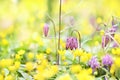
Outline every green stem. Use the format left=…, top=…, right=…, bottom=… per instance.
left=71, top=30, right=81, bottom=48
left=58, top=0, right=62, bottom=65
left=71, top=30, right=81, bottom=63
left=47, top=15, right=57, bottom=62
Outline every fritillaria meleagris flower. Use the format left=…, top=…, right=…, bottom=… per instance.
left=110, top=24, right=118, bottom=33
left=108, top=17, right=118, bottom=36
left=66, top=37, right=78, bottom=50
left=88, top=56, right=100, bottom=70
left=102, top=35, right=109, bottom=48
left=43, top=23, right=49, bottom=37
left=102, top=25, right=117, bottom=48
left=102, top=54, right=113, bottom=66
left=109, top=24, right=118, bottom=37
left=101, top=17, right=118, bottom=48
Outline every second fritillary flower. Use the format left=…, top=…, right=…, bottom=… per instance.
left=66, top=37, right=78, bottom=50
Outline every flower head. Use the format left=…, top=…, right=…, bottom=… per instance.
left=109, top=24, right=118, bottom=33
left=43, top=23, right=49, bottom=37
left=102, top=35, right=109, bottom=48
left=66, top=37, right=78, bottom=50
left=108, top=24, right=118, bottom=37
left=25, top=62, right=34, bottom=71
left=88, top=56, right=100, bottom=69
left=111, top=17, right=118, bottom=33
left=102, top=54, right=113, bottom=66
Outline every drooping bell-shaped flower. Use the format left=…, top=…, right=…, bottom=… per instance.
left=43, top=23, right=49, bottom=37
left=109, top=17, right=118, bottom=36
left=101, top=17, right=118, bottom=48
left=88, top=56, right=100, bottom=70
left=102, top=54, right=113, bottom=66
left=102, top=35, right=109, bottom=48
left=109, top=24, right=118, bottom=36
left=66, top=37, right=78, bottom=50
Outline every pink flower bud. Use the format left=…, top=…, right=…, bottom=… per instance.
left=43, top=23, right=49, bottom=37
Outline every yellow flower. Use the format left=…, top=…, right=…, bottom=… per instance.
left=39, top=65, right=57, bottom=79
left=70, top=65, right=82, bottom=73
left=112, top=48, right=117, bottom=55
left=1, top=39, right=8, bottom=46
left=76, top=70, right=95, bottom=80
left=8, top=66, right=16, bottom=72
left=41, top=59, right=48, bottom=67
left=36, top=53, right=45, bottom=60
left=61, top=42, right=66, bottom=49
left=96, top=17, right=102, bottom=24
left=57, top=74, right=72, bottom=80
left=116, top=48, right=120, bottom=55
left=112, top=48, right=120, bottom=55
left=87, top=53, right=92, bottom=59
left=110, top=64, right=116, bottom=74
left=100, top=30, right=105, bottom=36
left=25, top=62, right=34, bottom=71
left=0, top=59, right=6, bottom=68
left=87, top=68, right=93, bottom=74
left=0, top=69, right=5, bottom=75
left=28, top=52, right=34, bottom=59
left=18, top=49, right=25, bottom=55
left=58, top=50, right=66, bottom=56
left=73, top=49, right=83, bottom=57
left=15, top=54, right=21, bottom=60
left=46, top=48, right=51, bottom=54
left=0, top=74, right=4, bottom=80
left=60, top=40, right=66, bottom=48
left=34, top=73, right=45, bottom=80
left=0, top=59, right=13, bottom=68
left=51, top=65, right=59, bottom=74
left=114, top=57, right=120, bottom=67
left=6, top=59, right=13, bottom=67
left=43, top=69, right=54, bottom=79
left=63, top=62, right=68, bottom=66
left=61, top=56, right=66, bottom=61
left=37, top=65, right=45, bottom=72
left=14, top=61, right=21, bottom=69
left=5, top=75, right=14, bottom=80
left=81, top=53, right=92, bottom=63
left=114, top=34, right=120, bottom=44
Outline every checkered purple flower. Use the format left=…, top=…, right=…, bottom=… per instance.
left=102, top=35, right=109, bottom=48
left=43, top=23, right=49, bottom=37
left=66, top=37, right=78, bottom=50
left=101, top=18, right=118, bottom=48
